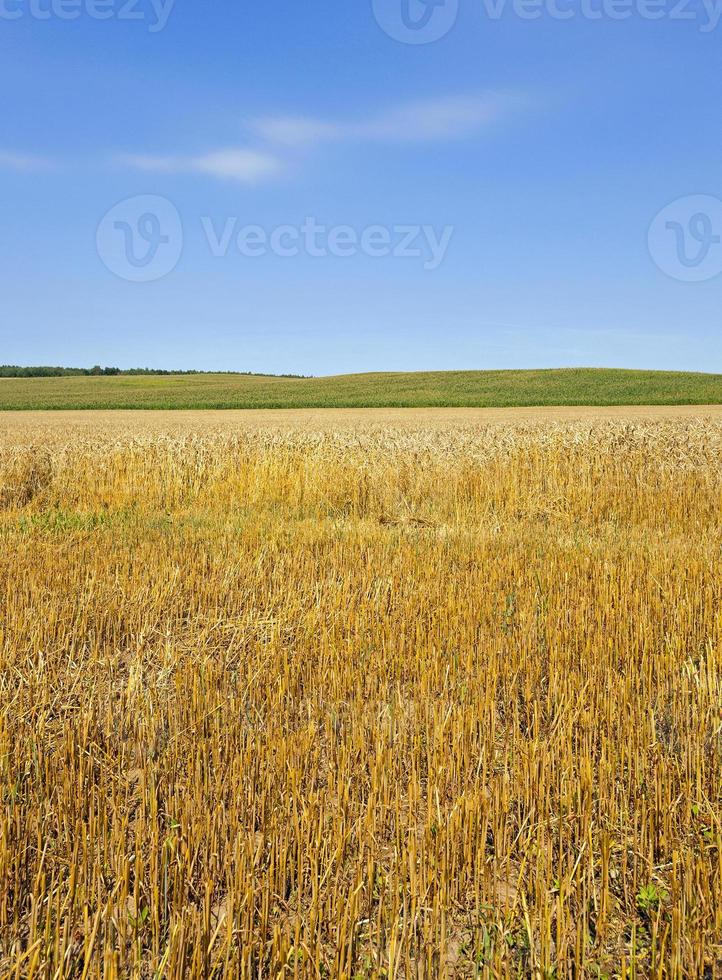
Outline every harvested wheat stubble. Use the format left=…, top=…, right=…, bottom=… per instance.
left=2, top=404, right=722, bottom=444
left=0, top=416, right=721, bottom=978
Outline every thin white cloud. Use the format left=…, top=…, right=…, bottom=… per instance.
left=254, top=93, right=522, bottom=148
left=0, top=150, right=54, bottom=171
left=254, top=118, right=342, bottom=147
left=120, top=148, right=283, bottom=183
left=116, top=92, right=524, bottom=184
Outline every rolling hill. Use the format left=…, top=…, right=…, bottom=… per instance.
left=0, top=368, right=720, bottom=410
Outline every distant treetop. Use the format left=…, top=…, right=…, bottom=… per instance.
left=0, top=366, right=309, bottom=379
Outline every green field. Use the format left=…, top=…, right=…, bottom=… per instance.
left=0, top=368, right=720, bottom=410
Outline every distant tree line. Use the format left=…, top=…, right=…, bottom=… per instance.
left=0, top=366, right=309, bottom=378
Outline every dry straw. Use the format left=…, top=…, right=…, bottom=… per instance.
left=0, top=418, right=720, bottom=977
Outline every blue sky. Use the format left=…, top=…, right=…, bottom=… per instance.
left=1, top=0, right=721, bottom=374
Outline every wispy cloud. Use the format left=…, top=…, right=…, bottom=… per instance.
left=115, top=92, right=524, bottom=184
left=0, top=150, right=54, bottom=172
left=120, top=148, right=283, bottom=183
left=254, top=93, right=522, bottom=148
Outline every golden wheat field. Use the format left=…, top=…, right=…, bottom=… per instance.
left=1, top=410, right=721, bottom=979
